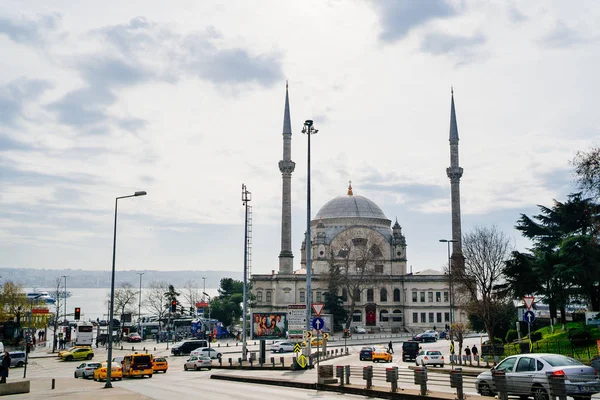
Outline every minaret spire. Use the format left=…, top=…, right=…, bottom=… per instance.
left=279, top=82, right=295, bottom=274
left=446, top=88, right=464, bottom=268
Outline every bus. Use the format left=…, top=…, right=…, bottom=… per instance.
left=75, top=322, right=94, bottom=346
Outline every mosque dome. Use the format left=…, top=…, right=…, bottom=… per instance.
left=315, top=183, right=388, bottom=221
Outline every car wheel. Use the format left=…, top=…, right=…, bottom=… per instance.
left=196, top=366, right=200, bottom=371
left=86, top=354, right=93, bottom=360
left=532, top=385, right=549, bottom=400
left=573, top=396, right=592, bottom=400
left=17, top=361, right=25, bottom=367
left=279, top=348, right=284, bottom=353
left=67, top=356, right=73, bottom=361
left=184, top=365, right=188, bottom=371
left=478, top=382, right=494, bottom=396
left=208, top=367, right=212, bottom=370
left=148, top=374, right=152, bottom=378
left=74, top=372, right=78, bottom=378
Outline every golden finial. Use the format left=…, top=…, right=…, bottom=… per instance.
left=286, top=79, right=288, bottom=89
left=348, top=180, right=353, bottom=196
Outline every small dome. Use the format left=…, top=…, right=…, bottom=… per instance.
left=315, top=194, right=387, bottom=220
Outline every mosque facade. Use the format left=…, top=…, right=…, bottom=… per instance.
left=249, top=85, right=466, bottom=333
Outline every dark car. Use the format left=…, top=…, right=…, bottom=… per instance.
left=413, top=332, right=437, bottom=343
left=439, top=331, right=449, bottom=340
left=360, top=346, right=375, bottom=361
left=402, top=341, right=420, bottom=361
left=171, top=339, right=209, bottom=356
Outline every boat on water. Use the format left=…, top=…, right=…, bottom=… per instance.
left=26, top=290, right=56, bottom=304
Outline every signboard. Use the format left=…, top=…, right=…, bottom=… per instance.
left=251, top=312, right=287, bottom=340
left=586, top=312, right=600, bottom=326
left=304, top=330, right=313, bottom=339
left=312, top=317, right=324, bottom=330
left=323, top=332, right=330, bottom=340
left=32, top=307, right=49, bottom=314
left=297, top=354, right=307, bottom=368
left=312, top=303, right=325, bottom=316
left=293, top=343, right=302, bottom=353
left=196, top=302, right=209, bottom=308
left=523, top=310, right=536, bottom=325
left=287, top=304, right=307, bottom=339
left=523, top=296, right=535, bottom=310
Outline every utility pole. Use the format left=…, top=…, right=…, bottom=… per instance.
left=242, top=183, right=251, bottom=361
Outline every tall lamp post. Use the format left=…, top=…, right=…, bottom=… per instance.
left=241, top=184, right=251, bottom=360
left=439, top=239, right=458, bottom=330
left=137, top=272, right=145, bottom=336
left=105, top=190, right=147, bottom=389
left=202, top=292, right=212, bottom=350
left=62, top=275, right=69, bottom=322
left=301, top=120, right=318, bottom=351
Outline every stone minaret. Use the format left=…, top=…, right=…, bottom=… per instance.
left=278, top=82, right=295, bottom=274
left=446, top=88, right=465, bottom=268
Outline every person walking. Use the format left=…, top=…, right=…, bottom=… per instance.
left=0, top=351, right=11, bottom=383
left=465, top=346, right=472, bottom=365
left=388, top=340, right=394, bottom=354
left=471, top=345, right=479, bottom=362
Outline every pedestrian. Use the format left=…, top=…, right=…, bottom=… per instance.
left=465, top=346, right=471, bottom=357
left=0, top=351, right=11, bottom=383
left=388, top=340, right=394, bottom=354
left=471, top=345, right=478, bottom=358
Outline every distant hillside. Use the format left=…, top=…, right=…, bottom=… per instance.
left=0, top=268, right=241, bottom=289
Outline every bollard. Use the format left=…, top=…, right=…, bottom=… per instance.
left=335, top=349, right=338, bottom=355
left=228, top=357, right=232, bottom=366
left=154, top=347, right=156, bottom=351
left=492, top=370, right=508, bottom=400
left=219, top=358, right=222, bottom=366
left=120, top=345, right=123, bottom=350
left=450, top=368, right=464, bottom=400
left=345, top=365, right=351, bottom=385
left=362, top=365, right=373, bottom=389
left=280, top=357, right=284, bottom=366
left=271, top=357, right=275, bottom=367
left=227, top=343, right=229, bottom=347
left=414, top=366, right=428, bottom=396
left=132, top=346, right=134, bottom=351
left=484, top=355, right=490, bottom=367
left=386, top=366, right=399, bottom=393
left=249, top=358, right=253, bottom=367
left=218, top=343, right=220, bottom=347
left=475, top=355, right=480, bottom=366
left=547, top=372, right=567, bottom=400
left=143, top=347, right=145, bottom=352
left=336, top=366, right=345, bottom=387
left=51, top=378, right=55, bottom=390
left=238, top=357, right=242, bottom=366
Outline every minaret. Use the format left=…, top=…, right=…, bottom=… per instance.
left=278, top=81, right=295, bottom=274
left=446, top=88, right=464, bottom=268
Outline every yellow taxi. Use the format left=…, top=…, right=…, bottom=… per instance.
left=60, top=347, right=94, bottom=361
left=152, top=357, right=168, bottom=373
left=58, top=346, right=91, bottom=359
left=93, top=362, right=123, bottom=381
left=371, top=346, right=393, bottom=363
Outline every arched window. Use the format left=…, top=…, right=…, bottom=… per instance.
left=380, top=309, right=389, bottom=322
left=392, top=309, right=403, bottom=322
left=367, top=289, right=374, bottom=302
left=369, top=245, right=382, bottom=258
left=393, top=288, right=401, bottom=302
left=256, top=291, right=263, bottom=302
left=380, top=288, right=387, bottom=302
left=352, top=310, right=362, bottom=322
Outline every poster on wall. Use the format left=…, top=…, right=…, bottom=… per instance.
left=585, top=312, right=600, bottom=326
left=252, top=313, right=287, bottom=340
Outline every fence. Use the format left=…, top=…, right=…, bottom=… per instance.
left=502, top=340, right=599, bottom=362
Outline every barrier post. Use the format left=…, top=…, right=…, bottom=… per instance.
left=336, top=366, right=344, bottom=387
left=450, top=368, right=464, bottom=400
left=386, top=366, right=399, bottom=393
left=362, top=365, right=373, bottom=389
left=492, top=370, right=508, bottom=400
left=414, top=366, right=428, bottom=396
left=547, top=372, right=567, bottom=400
left=345, top=365, right=351, bottom=385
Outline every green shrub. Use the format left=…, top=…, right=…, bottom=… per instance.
left=505, top=329, right=519, bottom=343
left=530, top=331, right=542, bottom=342
left=572, top=312, right=586, bottom=323
left=569, top=327, right=592, bottom=342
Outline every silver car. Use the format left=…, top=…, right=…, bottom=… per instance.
left=74, top=362, right=101, bottom=379
left=184, top=355, right=212, bottom=371
left=475, top=353, right=600, bottom=400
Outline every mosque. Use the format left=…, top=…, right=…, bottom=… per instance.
left=250, top=85, right=466, bottom=333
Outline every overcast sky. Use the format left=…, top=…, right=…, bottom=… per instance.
left=1, top=1, right=598, bottom=275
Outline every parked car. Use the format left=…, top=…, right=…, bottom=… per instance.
left=61, top=347, right=94, bottom=361
left=74, top=362, right=101, bottom=379
left=270, top=341, right=295, bottom=353
left=413, top=332, right=437, bottom=342
left=439, top=330, right=450, bottom=340
left=353, top=326, right=366, bottom=334
left=171, top=339, right=209, bottom=356
left=402, top=341, right=420, bottom=362
left=152, top=357, right=168, bottom=373
left=127, top=333, right=142, bottom=342
left=416, top=350, right=444, bottom=367
left=0, top=351, right=27, bottom=368
left=423, top=330, right=439, bottom=339
left=360, top=346, right=375, bottom=361
left=184, top=355, right=212, bottom=371
left=475, top=353, right=600, bottom=400
left=93, top=362, right=122, bottom=381
left=190, top=347, right=222, bottom=359
left=372, top=346, right=393, bottom=363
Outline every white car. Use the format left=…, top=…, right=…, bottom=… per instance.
left=353, top=326, right=366, bottom=334
left=184, top=355, right=212, bottom=371
left=190, top=347, right=222, bottom=359
left=270, top=341, right=295, bottom=353
left=74, top=362, right=102, bottom=379
left=416, top=350, right=445, bottom=367
left=423, top=330, right=439, bottom=339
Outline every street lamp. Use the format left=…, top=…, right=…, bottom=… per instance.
left=439, top=239, right=458, bottom=329
left=242, top=183, right=251, bottom=360
left=105, top=190, right=147, bottom=389
left=137, top=272, right=145, bottom=337
left=203, top=292, right=212, bottom=350
left=62, top=275, right=68, bottom=323
left=301, top=120, right=318, bottom=348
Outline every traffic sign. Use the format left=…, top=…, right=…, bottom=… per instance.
left=304, top=330, right=313, bottom=339
left=523, top=296, right=535, bottom=310
left=312, top=317, right=324, bottom=330
left=323, top=332, right=330, bottom=340
left=297, top=354, right=307, bottom=368
left=312, top=303, right=325, bottom=316
left=523, top=310, right=536, bottom=324
left=293, top=343, right=301, bottom=353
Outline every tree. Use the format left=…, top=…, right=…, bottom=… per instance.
left=325, top=227, right=390, bottom=329
left=0, top=281, right=29, bottom=327
left=451, top=322, right=468, bottom=363
left=323, top=251, right=348, bottom=331
left=164, top=285, right=180, bottom=311
left=209, top=278, right=244, bottom=328
left=182, top=279, right=201, bottom=314
left=110, top=282, right=137, bottom=318
left=573, top=146, right=600, bottom=199
left=144, top=281, right=169, bottom=334
left=48, top=278, right=64, bottom=353
left=453, top=226, right=514, bottom=344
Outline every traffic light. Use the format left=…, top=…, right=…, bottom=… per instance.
left=171, top=300, right=177, bottom=312
left=74, top=307, right=81, bottom=320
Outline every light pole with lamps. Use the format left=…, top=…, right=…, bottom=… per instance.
left=137, top=272, right=145, bottom=336
left=301, top=120, right=318, bottom=352
left=105, top=190, right=147, bottom=389
left=439, top=239, right=458, bottom=329
left=62, top=275, right=68, bottom=323
left=241, top=183, right=251, bottom=360
left=202, top=292, right=211, bottom=350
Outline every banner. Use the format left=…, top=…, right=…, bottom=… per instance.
left=252, top=312, right=287, bottom=340
left=586, top=312, right=600, bottom=326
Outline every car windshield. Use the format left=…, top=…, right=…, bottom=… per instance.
left=428, top=351, right=442, bottom=355
left=541, top=354, right=584, bottom=367
left=199, top=356, right=211, bottom=360
left=361, top=347, right=374, bottom=351
left=155, top=358, right=165, bottom=362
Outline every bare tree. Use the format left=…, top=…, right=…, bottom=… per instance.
left=451, top=322, right=468, bottom=364
left=144, top=281, right=169, bottom=335
left=181, top=279, right=201, bottom=314
left=326, top=227, right=390, bottom=329
left=49, top=278, right=64, bottom=352
left=109, top=282, right=137, bottom=318
left=453, top=225, right=513, bottom=342
left=573, top=146, right=600, bottom=199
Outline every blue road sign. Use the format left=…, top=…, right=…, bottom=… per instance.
left=312, top=317, right=325, bottom=330
left=523, top=310, right=536, bottom=324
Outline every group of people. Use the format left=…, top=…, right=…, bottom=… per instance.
left=253, top=314, right=286, bottom=338
left=449, top=341, right=479, bottom=358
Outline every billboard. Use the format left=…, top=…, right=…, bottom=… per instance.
left=586, top=312, right=600, bottom=326
left=252, top=312, right=287, bottom=340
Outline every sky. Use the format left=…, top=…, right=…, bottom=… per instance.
left=1, top=1, right=598, bottom=275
